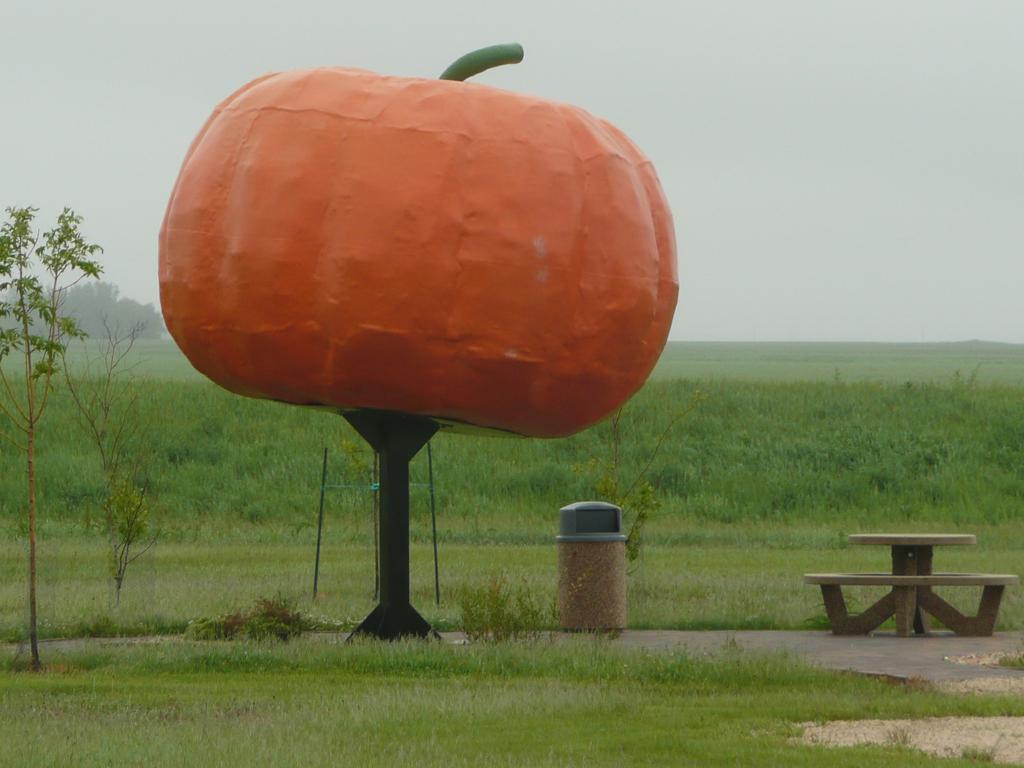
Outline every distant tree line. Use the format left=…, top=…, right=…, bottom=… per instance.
left=2, top=280, right=163, bottom=335
left=3, top=281, right=164, bottom=339
left=2, top=280, right=162, bottom=337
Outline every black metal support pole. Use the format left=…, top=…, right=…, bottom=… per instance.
left=372, top=452, right=380, bottom=601
left=428, top=441, right=440, bottom=606
left=313, top=447, right=328, bottom=599
left=344, top=410, right=438, bottom=640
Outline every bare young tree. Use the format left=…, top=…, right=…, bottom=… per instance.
left=64, top=320, right=143, bottom=480
left=574, top=391, right=705, bottom=571
left=0, top=206, right=102, bottom=670
left=64, top=320, right=157, bottom=605
left=105, top=476, right=157, bottom=604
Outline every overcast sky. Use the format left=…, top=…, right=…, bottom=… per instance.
left=2, top=1, right=1021, bottom=342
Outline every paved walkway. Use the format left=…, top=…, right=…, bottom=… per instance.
left=9, top=630, right=1024, bottom=684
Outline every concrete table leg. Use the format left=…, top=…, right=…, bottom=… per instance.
left=917, top=585, right=1006, bottom=636
left=821, top=585, right=896, bottom=635
left=892, top=545, right=933, bottom=635
left=893, top=586, right=916, bottom=637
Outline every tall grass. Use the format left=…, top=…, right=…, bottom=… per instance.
left=1, top=374, right=1022, bottom=537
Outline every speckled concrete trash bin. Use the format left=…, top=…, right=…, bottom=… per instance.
left=557, top=501, right=627, bottom=631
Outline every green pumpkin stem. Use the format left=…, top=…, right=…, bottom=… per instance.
left=439, top=43, right=524, bottom=81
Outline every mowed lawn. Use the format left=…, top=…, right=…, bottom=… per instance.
left=4, top=641, right=1024, bottom=767
left=3, top=528, right=1023, bottom=641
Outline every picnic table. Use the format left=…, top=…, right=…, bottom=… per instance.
left=804, top=533, right=1018, bottom=637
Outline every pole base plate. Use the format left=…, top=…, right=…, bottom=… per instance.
left=348, top=602, right=438, bottom=641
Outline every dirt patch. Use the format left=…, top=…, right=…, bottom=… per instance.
left=937, top=677, right=1024, bottom=696
left=803, top=717, right=1024, bottom=764
left=947, top=652, right=1018, bottom=667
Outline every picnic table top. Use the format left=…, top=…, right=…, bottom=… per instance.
left=805, top=572, right=1018, bottom=586
left=848, top=533, right=977, bottom=546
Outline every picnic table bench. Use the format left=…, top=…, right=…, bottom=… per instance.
left=805, top=534, right=1018, bottom=637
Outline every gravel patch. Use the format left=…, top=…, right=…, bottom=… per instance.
left=947, top=651, right=1018, bottom=667
left=803, top=717, right=1024, bottom=764
left=937, top=677, right=1024, bottom=696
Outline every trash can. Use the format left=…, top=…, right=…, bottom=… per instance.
left=557, top=501, right=627, bottom=631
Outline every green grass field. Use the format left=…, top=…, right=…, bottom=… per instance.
left=3, top=340, right=1024, bottom=765
left=4, top=534, right=1024, bottom=642
left=4, top=641, right=1024, bottom=767
left=653, top=340, right=1024, bottom=384
left=2, top=339, right=1023, bottom=636
left=5, top=344, right=1024, bottom=533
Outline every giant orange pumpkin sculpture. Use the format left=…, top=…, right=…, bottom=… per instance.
left=160, top=45, right=678, bottom=639
left=160, top=45, right=677, bottom=439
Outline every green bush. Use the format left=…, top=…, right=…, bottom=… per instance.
left=186, top=596, right=309, bottom=641
left=458, top=574, right=552, bottom=643
left=244, top=597, right=308, bottom=641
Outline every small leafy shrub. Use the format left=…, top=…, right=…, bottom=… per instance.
left=105, top=476, right=158, bottom=605
left=1000, top=655, right=1024, bottom=669
left=186, top=596, right=309, bottom=641
left=961, top=746, right=996, bottom=763
left=573, top=393, right=703, bottom=571
left=245, top=597, right=307, bottom=641
left=185, top=612, right=248, bottom=641
left=886, top=726, right=911, bottom=747
left=458, top=574, right=552, bottom=643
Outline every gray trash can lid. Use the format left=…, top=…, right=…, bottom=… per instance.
left=557, top=501, right=627, bottom=542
